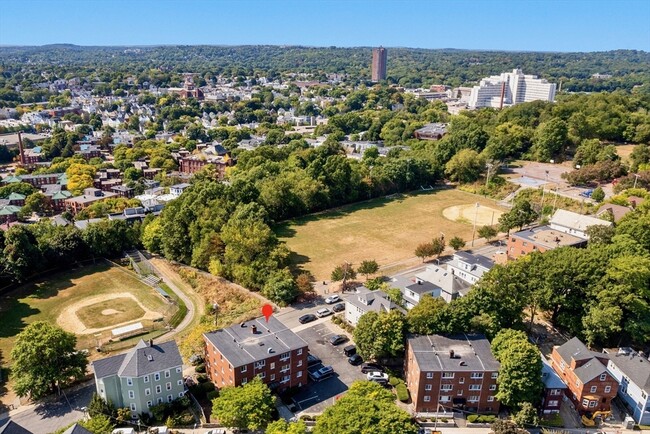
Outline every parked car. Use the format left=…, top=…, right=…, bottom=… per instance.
left=298, top=314, right=316, bottom=324
left=332, top=302, right=345, bottom=312
left=329, top=334, right=349, bottom=346
left=307, top=353, right=321, bottom=366
left=310, top=365, right=334, bottom=381
left=316, top=307, right=332, bottom=318
left=348, top=354, right=363, bottom=365
left=361, top=362, right=384, bottom=373
left=366, top=371, right=389, bottom=383
left=325, top=294, right=341, bottom=304
left=205, top=429, right=227, bottom=434
left=343, top=344, right=356, bottom=357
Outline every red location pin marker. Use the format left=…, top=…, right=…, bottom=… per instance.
left=262, top=304, right=273, bottom=323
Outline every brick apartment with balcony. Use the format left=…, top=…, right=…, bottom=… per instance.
left=550, top=337, right=618, bottom=413
left=405, top=334, right=500, bottom=414
left=203, top=316, right=308, bottom=392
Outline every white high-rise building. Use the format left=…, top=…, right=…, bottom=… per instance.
left=468, top=69, right=556, bottom=109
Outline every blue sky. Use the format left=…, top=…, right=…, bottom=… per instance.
left=1, top=0, right=649, bottom=51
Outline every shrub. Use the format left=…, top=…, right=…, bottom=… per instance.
left=388, top=376, right=400, bottom=387
left=195, top=363, right=206, bottom=373
left=395, top=383, right=409, bottom=402
left=441, top=418, right=449, bottom=423
left=201, top=381, right=215, bottom=393
left=468, top=415, right=479, bottom=423
left=196, top=374, right=208, bottom=383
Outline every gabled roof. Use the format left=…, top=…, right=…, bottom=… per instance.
left=550, top=209, right=612, bottom=232
left=607, top=351, right=650, bottom=393
left=61, top=424, right=93, bottom=434
left=555, top=337, right=609, bottom=383
left=92, top=339, right=182, bottom=379
left=0, top=420, right=33, bottom=434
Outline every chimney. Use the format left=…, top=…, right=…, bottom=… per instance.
left=17, top=132, right=26, bottom=165
left=449, top=350, right=455, bottom=359
left=148, top=339, right=153, bottom=347
left=251, top=325, right=257, bottom=334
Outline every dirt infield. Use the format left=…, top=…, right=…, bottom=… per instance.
left=442, top=204, right=504, bottom=226
left=57, top=292, right=163, bottom=335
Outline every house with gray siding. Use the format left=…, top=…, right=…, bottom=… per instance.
left=92, top=339, right=184, bottom=419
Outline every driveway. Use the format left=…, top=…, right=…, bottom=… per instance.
left=290, top=322, right=366, bottom=414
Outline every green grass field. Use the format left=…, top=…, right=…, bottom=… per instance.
left=0, top=261, right=170, bottom=363
left=276, top=188, right=505, bottom=280
left=75, top=297, right=146, bottom=329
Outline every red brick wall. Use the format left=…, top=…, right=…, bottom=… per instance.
left=507, top=236, right=548, bottom=259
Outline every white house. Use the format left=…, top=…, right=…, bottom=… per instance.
left=413, top=265, right=470, bottom=304
left=446, top=251, right=495, bottom=285
left=169, top=183, right=191, bottom=198
left=604, top=348, right=650, bottom=425
left=549, top=209, right=612, bottom=240
left=345, top=286, right=404, bottom=326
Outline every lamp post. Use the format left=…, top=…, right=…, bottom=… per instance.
left=471, top=202, right=480, bottom=247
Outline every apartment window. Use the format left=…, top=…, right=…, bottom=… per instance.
left=441, top=385, right=453, bottom=391
left=459, top=377, right=465, bottom=384
left=487, top=396, right=495, bottom=402
left=270, top=374, right=276, bottom=381
left=550, top=389, right=561, bottom=395
left=297, top=349, right=303, bottom=356
left=470, top=373, right=483, bottom=379
left=258, top=372, right=266, bottom=379
left=130, top=403, right=136, bottom=411
left=442, top=372, right=454, bottom=379
left=126, top=377, right=133, bottom=386
left=156, top=385, right=162, bottom=394
left=255, top=361, right=266, bottom=370
left=281, top=364, right=290, bottom=372
left=489, top=385, right=497, bottom=391
left=179, top=392, right=184, bottom=398
left=297, top=371, right=302, bottom=378
left=457, top=390, right=463, bottom=396
left=582, top=399, right=589, bottom=407
left=297, top=360, right=303, bottom=367
left=154, top=373, right=161, bottom=381
left=242, top=378, right=248, bottom=385
left=280, top=352, right=290, bottom=361
left=241, top=366, right=247, bottom=373
left=168, top=395, right=173, bottom=403
left=270, top=362, right=275, bottom=370
left=604, top=386, right=611, bottom=393
left=548, top=400, right=559, bottom=407
left=146, top=401, right=152, bottom=408
left=590, top=386, right=597, bottom=393
left=144, top=375, right=150, bottom=383
left=176, top=367, right=182, bottom=373
left=424, top=396, right=431, bottom=402
left=166, top=382, right=172, bottom=391
left=177, top=380, right=183, bottom=386
left=468, top=396, right=480, bottom=402
left=589, top=401, right=597, bottom=408
left=165, top=370, right=170, bottom=378
left=281, top=375, right=290, bottom=383
left=128, top=390, right=135, bottom=399
left=469, top=384, right=481, bottom=391
left=600, top=373, right=607, bottom=381
left=491, top=372, right=498, bottom=379
left=157, top=397, right=163, bottom=404
left=427, top=372, right=434, bottom=379
left=439, top=396, right=450, bottom=402
left=145, top=388, right=151, bottom=396
left=425, top=384, right=432, bottom=391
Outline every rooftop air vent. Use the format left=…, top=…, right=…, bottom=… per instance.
left=147, top=355, right=153, bottom=361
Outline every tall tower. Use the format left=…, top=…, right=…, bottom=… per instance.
left=371, top=47, right=387, bottom=82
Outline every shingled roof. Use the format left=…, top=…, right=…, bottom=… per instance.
left=92, top=339, right=182, bottom=379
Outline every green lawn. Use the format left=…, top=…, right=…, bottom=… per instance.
left=0, top=261, right=169, bottom=363
left=75, top=297, right=146, bottom=329
left=275, top=188, right=505, bottom=280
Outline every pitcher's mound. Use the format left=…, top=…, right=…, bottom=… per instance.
left=101, top=309, right=122, bottom=315
left=443, top=204, right=504, bottom=226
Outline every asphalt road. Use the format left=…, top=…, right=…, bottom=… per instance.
left=1, top=382, right=94, bottom=433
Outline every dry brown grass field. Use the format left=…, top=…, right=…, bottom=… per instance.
left=276, top=188, right=506, bottom=280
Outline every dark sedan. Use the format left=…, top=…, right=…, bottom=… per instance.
left=329, top=334, right=349, bottom=346
left=298, top=314, right=317, bottom=324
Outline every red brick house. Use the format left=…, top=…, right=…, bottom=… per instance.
left=550, top=337, right=618, bottom=413
left=203, top=317, right=308, bottom=392
left=405, top=334, right=500, bottom=414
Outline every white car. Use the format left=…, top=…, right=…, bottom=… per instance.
left=366, top=371, right=389, bottom=383
left=325, top=294, right=341, bottom=304
left=204, top=429, right=226, bottom=434
left=316, top=307, right=332, bottom=318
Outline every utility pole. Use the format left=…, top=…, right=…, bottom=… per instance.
left=471, top=202, right=480, bottom=247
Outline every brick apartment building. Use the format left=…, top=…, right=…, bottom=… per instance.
left=507, top=225, right=586, bottom=259
left=203, top=316, right=308, bottom=392
left=179, top=154, right=233, bottom=179
left=550, top=337, right=618, bottom=413
left=405, top=334, right=500, bottom=414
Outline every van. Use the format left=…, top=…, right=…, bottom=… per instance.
left=343, top=344, right=356, bottom=357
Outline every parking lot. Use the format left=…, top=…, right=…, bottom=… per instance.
left=290, top=321, right=367, bottom=413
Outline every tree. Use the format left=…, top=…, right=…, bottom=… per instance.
left=407, top=294, right=448, bottom=334
left=313, top=380, right=418, bottom=434
left=88, top=392, right=115, bottom=419
left=80, top=415, right=116, bottom=434
left=295, top=272, right=314, bottom=294
left=211, top=377, right=275, bottom=430
left=11, top=321, right=88, bottom=398
left=491, top=420, right=529, bottom=434
left=414, top=242, right=436, bottom=262
left=513, top=402, right=540, bottom=427
left=585, top=224, right=615, bottom=244
left=591, top=186, right=605, bottom=202
left=353, top=310, right=407, bottom=360
left=498, top=200, right=538, bottom=233
left=358, top=259, right=379, bottom=280
left=477, top=225, right=498, bottom=243
left=21, top=192, right=50, bottom=216
left=491, top=329, right=543, bottom=408
left=531, top=118, right=568, bottom=161
left=449, top=236, right=466, bottom=251
left=330, top=262, right=356, bottom=282
left=266, top=419, right=307, bottom=434
left=262, top=268, right=299, bottom=306
left=430, top=236, right=446, bottom=258
left=445, top=148, right=486, bottom=183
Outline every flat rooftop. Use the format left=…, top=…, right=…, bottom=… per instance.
left=511, top=225, right=585, bottom=248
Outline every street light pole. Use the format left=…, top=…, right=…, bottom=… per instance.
left=471, top=202, right=480, bottom=247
